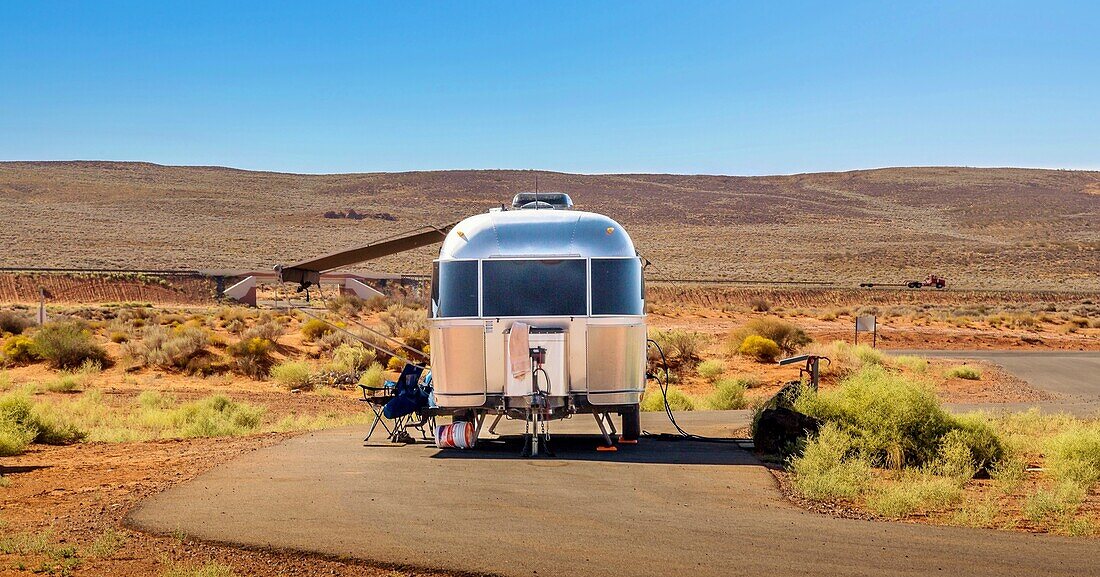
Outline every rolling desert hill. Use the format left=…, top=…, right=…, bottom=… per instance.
left=1, top=161, right=1097, bottom=290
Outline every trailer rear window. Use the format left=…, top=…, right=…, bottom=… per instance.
left=482, top=259, right=587, bottom=317
left=432, top=260, right=479, bottom=318
left=591, top=258, right=644, bottom=315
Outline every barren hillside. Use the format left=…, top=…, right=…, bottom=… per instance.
left=1, top=162, right=1097, bottom=289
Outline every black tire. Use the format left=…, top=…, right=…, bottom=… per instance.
left=620, top=405, right=641, bottom=441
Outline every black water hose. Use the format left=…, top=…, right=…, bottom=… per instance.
left=644, top=338, right=742, bottom=444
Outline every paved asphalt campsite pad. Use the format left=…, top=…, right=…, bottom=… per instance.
left=128, top=353, right=1100, bottom=577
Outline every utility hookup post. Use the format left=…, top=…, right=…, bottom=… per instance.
left=855, top=314, right=877, bottom=347
left=37, top=287, right=47, bottom=325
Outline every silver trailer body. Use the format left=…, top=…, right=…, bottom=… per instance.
left=429, top=208, right=646, bottom=420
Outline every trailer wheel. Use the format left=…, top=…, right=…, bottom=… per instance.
left=620, top=405, right=641, bottom=442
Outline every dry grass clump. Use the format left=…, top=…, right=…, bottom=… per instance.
left=727, top=317, right=810, bottom=356
left=358, top=362, right=387, bottom=389
left=326, top=294, right=366, bottom=316
left=748, top=297, right=770, bottom=312
left=945, top=365, right=982, bottom=380
left=270, top=361, right=314, bottom=390
left=242, top=315, right=284, bottom=343
left=706, top=378, right=749, bottom=410
left=641, top=385, right=696, bottom=412
left=163, top=560, right=238, bottom=577
left=326, top=343, right=376, bottom=376
left=0, top=389, right=86, bottom=455
left=30, top=321, right=108, bottom=370
left=696, top=359, right=726, bottom=383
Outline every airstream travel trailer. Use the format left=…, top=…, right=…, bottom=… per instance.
left=277, top=193, right=646, bottom=454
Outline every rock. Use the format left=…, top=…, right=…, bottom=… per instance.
left=753, top=407, right=821, bottom=456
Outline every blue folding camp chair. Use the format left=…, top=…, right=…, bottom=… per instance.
left=359, top=363, right=433, bottom=444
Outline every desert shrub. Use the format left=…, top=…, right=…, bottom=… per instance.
left=748, top=297, right=770, bottom=312
left=1023, top=484, right=1086, bottom=526
left=795, top=365, right=1003, bottom=470
left=696, top=359, right=726, bottom=383
left=648, top=329, right=708, bottom=371
left=225, top=337, right=274, bottom=379
left=326, top=295, right=365, bottom=316
left=728, top=317, right=810, bottom=355
left=387, top=355, right=406, bottom=371
left=791, top=423, right=873, bottom=500
left=270, top=361, right=314, bottom=390
left=1044, top=425, right=1100, bottom=488
left=300, top=319, right=335, bottom=341
left=707, top=378, right=748, bottom=410
left=359, top=362, right=386, bottom=389
left=641, top=386, right=695, bottom=412
left=315, top=329, right=351, bottom=353
left=379, top=305, right=427, bottom=337
left=945, top=365, right=982, bottom=380
left=0, top=390, right=85, bottom=454
left=403, top=328, right=430, bottom=353
left=738, top=335, right=781, bottom=363
left=123, top=325, right=210, bottom=372
left=0, top=311, right=33, bottom=335
left=31, top=321, right=108, bottom=370
left=1, top=335, right=39, bottom=365
left=243, top=318, right=284, bottom=344
left=327, top=343, right=375, bottom=375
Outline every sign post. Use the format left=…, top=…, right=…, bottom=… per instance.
left=37, top=288, right=47, bottom=326
left=855, top=314, right=877, bottom=347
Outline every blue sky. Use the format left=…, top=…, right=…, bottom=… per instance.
left=0, top=1, right=1097, bottom=175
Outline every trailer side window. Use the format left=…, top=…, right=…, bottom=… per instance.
left=482, top=259, right=587, bottom=317
left=432, top=260, right=479, bottom=318
left=591, top=258, right=644, bottom=315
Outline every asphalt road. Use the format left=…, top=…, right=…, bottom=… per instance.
left=129, top=411, right=1100, bottom=577
left=891, top=349, right=1100, bottom=417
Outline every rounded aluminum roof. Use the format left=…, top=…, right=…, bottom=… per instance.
left=439, top=209, right=637, bottom=260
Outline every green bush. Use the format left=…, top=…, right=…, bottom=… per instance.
left=791, top=423, right=873, bottom=500
left=728, top=317, right=810, bottom=355
left=892, top=355, right=929, bottom=373
left=738, top=335, right=781, bottom=363
left=641, top=386, right=696, bottom=412
left=696, top=359, right=726, bottom=383
left=327, top=343, right=376, bottom=375
left=300, top=319, right=334, bottom=341
left=172, top=395, right=263, bottom=437
left=1045, top=425, right=1100, bottom=488
left=1, top=335, right=39, bottom=365
left=359, top=362, right=386, bottom=389
left=0, top=311, right=33, bottom=335
left=387, top=355, right=406, bottom=371
left=39, top=374, right=81, bottom=394
left=795, top=365, right=1003, bottom=470
left=270, top=361, right=314, bottom=390
left=707, top=378, right=748, bottom=410
left=30, top=321, right=108, bottom=370
left=945, top=365, right=982, bottom=380
left=0, top=390, right=85, bottom=455
left=226, top=337, right=274, bottom=379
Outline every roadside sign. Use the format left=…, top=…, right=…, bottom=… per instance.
left=855, top=314, right=877, bottom=347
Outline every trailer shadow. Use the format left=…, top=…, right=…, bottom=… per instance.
left=427, top=434, right=759, bottom=466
